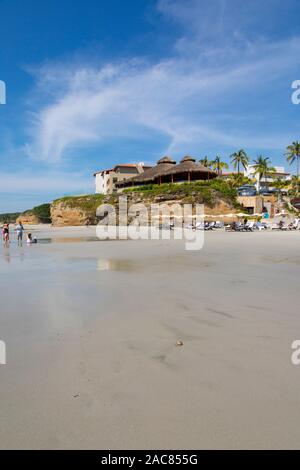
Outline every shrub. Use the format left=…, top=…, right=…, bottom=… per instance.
left=0, top=212, right=21, bottom=223
left=53, top=194, right=104, bottom=211
left=124, top=180, right=238, bottom=207
left=30, top=203, right=51, bottom=223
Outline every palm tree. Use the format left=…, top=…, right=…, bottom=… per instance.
left=289, top=175, right=300, bottom=196
left=272, top=178, right=289, bottom=202
left=199, top=156, right=212, bottom=168
left=252, top=155, right=274, bottom=193
left=211, top=155, right=229, bottom=176
left=285, top=141, right=300, bottom=193
left=230, top=149, right=249, bottom=175
left=226, top=173, right=253, bottom=188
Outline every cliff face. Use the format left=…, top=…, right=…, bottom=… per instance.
left=204, top=200, right=237, bottom=217
left=17, top=203, right=51, bottom=225
left=51, top=202, right=92, bottom=227
left=51, top=186, right=239, bottom=226
left=17, top=212, right=40, bottom=225
left=51, top=195, right=105, bottom=227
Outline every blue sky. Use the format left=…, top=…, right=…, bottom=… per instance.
left=1, top=0, right=300, bottom=212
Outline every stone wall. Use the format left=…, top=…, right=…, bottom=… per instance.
left=237, top=196, right=263, bottom=214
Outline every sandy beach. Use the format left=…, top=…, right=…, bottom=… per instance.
left=0, top=226, right=300, bottom=449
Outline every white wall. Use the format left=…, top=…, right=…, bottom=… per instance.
left=244, top=164, right=291, bottom=190
left=95, top=173, right=108, bottom=194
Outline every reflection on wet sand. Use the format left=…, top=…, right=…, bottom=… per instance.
left=2, top=247, right=25, bottom=265
left=38, top=236, right=101, bottom=244
left=3, top=248, right=10, bottom=263
left=97, top=258, right=136, bottom=272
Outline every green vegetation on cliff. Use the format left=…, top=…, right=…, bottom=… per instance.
left=53, top=181, right=240, bottom=209
left=50, top=181, right=242, bottom=226
left=0, top=212, right=21, bottom=223
left=2, top=182, right=242, bottom=227
left=1, top=204, right=51, bottom=224
left=53, top=194, right=105, bottom=211
left=124, top=180, right=240, bottom=208
left=51, top=194, right=106, bottom=226
left=22, top=203, right=51, bottom=223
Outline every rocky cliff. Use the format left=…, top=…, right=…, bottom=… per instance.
left=17, top=212, right=40, bottom=225
left=17, top=203, right=51, bottom=225
left=50, top=182, right=240, bottom=226
left=51, top=195, right=105, bottom=227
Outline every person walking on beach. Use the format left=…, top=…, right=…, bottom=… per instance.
left=2, top=222, right=10, bottom=247
left=15, top=222, right=25, bottom=246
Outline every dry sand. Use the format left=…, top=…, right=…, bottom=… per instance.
left=0, top=226, right=300, bottom=449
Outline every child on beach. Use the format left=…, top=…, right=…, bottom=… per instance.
left=27, top=233, right=37, bottom=244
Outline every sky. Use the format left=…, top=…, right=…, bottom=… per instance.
left=1, top=0, right=300, bottom=212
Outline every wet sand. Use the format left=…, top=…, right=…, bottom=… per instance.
left=0, top=226, right=300, bottom=449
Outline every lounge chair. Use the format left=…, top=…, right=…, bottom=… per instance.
left=228, top=221, right=244, bottom=231
left=244, top=221, right=255, bottom=231
left=214, top=221, right=224, bottom=229
left=279, top=221, right=289, bottom=231
left=195, top=222, right=205, bottom=230
left=255, top=221, right=265, bottom=231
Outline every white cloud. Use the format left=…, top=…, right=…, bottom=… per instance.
left=24, top=0, right=300, bottom=163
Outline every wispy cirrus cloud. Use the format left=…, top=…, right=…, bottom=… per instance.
left=24, top=0, right=300, bottom=164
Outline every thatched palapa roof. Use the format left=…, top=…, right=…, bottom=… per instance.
left=116, top=155, right=217, bottom=188
left=116, top=156, right=176, bottom=187
left=163, top=156, right=217, bottom=178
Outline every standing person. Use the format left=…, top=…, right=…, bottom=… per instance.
left=15, top=221, right=25, bottom=246
left=2, top=222, right=9, bottom=247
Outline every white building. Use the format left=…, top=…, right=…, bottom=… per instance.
left=244, top=165, right=291, bottom=191
left=94, top=163, right=152, bottom=195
